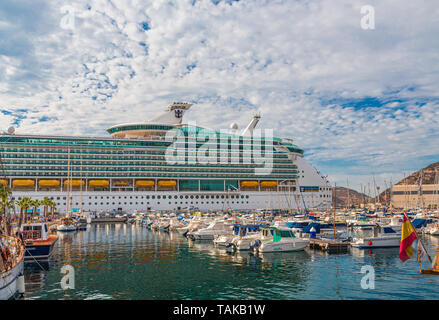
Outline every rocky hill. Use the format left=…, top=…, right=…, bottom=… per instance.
left=335, top=186, right=370, bottom=208
left=396, top=161, right=439, bottom=185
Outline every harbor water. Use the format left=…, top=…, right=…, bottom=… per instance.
left=23, top=224, right=439, bottom=300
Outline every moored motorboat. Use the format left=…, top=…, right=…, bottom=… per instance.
left=350, top=226, right=400, bottom=248
left=20, top=222, right=58, bottom=260
left=187, top=219, right=231, bottom=240
left=226, top=224, right=268, bottom=251
left=57, top=218, right=77, bottom=232
left=423, top=222, right=439, bottom=236
left=254, top=227, right=309, bottom=253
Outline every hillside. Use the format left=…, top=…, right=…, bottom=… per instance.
left=335, top=186, right=370, bottom=208
left=371, top=161, right=439, bottom=204
left=396, top=161, right=439, bottom=185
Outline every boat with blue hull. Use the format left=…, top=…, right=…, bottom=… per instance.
left=20, top=223, right=58, bottom=260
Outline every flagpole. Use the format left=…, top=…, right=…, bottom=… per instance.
left=403, top=210, right=432, bottom=264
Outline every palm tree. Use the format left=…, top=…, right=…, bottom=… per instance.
left=49, top=200, right=57, bottom=217
left=16, top=197, right=32, bottom=226
left=30, top=199, right=41, bottom=221
left=0, top=184, right=12, bottom=234
left=41, top=196, right=51, bottom=218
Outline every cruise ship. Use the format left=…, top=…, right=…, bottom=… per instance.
left=0, top=103, right=331, bottom=213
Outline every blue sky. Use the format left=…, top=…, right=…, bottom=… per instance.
left=1, top=0, right=438, bottom=192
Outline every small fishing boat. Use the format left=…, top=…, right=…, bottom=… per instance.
left=20, top=222, right=58, bottom=260
left=57, top=218, right=77, bottom=232
left=253, top=227, right=309, bottom=253
left=0, top=235, right=25, bottom=300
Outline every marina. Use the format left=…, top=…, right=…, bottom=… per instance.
left=18, top=222, right=439, bottom=300
left=0, top=0, right=438, bottom=308
left=1, top=102, right=439, bottom=300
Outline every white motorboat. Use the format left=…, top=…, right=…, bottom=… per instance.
left=213, top=234, right=234, bottom=247
left=423, top=222, right=439, bottom=236
left=57, top=218, right=77, bottom=232
left=188, top=219, right=231, bottom=240
left=254, top=227, right=309, bottom=253
left=351, top=226, right=400, bottom=248
left=176, top=217, right=207, bottom=235
left=0, top=235, right=25, bottom=300
left=379, top=216, right=402, bottom=233
left=225, top=224, right=267, bottom=251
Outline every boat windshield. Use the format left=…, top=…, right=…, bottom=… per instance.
left=272, top=229, right=295, bottom=241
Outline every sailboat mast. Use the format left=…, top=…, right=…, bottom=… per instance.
left=435, top=169, right=439, bottom=210
left=333, top=182, right=336, bottom=239
left=80, top=157, right=83, bottom=214
left=347, top=178, right=350, bottom=209
left=66, top=147, right=71, bottom=216
left=389, top=177, right=393, bottom=212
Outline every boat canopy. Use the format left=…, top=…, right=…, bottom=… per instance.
left=232, top=224, right=269, bottom=235
left=286, top=221, right=309, bottom=228
left=302, top=222, right=321, bottom=233
left=382, top=227, right=396, bottom=234
left=412, top=219, right=429, bottom=228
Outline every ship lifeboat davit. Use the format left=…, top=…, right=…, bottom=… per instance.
left=241, top=181, right=258, bottom=188
left=114, top=180, right=130, bottom=186
left=157, top=180, right=177, bottom=188
left=38, top=180, right=60, bottom=187
left=12, top=179, right=35, bottom=187
left=89, top=180, right=109, bottom=188
left=135, top=180, right=155, bottom=188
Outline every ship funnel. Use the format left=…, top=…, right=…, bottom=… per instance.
left=241, top=113, right=261, bottom=136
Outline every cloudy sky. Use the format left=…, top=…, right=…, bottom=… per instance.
left=1, top=0, right=438, bottom=192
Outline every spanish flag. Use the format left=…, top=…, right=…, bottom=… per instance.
left=399, top=214, right=417, bottom=262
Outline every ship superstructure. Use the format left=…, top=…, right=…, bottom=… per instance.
left=0, top=103, right=331, bottom=212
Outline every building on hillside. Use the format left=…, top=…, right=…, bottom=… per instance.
left=391, top=184, right=439, bottom=209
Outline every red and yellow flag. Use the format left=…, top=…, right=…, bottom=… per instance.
left=399, top=214, right=417, bottom=262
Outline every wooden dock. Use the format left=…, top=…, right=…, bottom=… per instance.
left=309, top=238, right=350, bottom=254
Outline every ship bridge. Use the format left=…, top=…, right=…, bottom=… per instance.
left=106, top=102, right=192, bottom=139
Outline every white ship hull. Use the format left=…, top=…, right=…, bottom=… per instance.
left=10, top=190, right=331, bottom=213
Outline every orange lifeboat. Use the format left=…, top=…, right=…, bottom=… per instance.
left=157, top=180, right=177, bottom=188
left=260, top=181, right=277, bottom=188
left=89, top=180, right=109, bottom=188
left=12, top=180, right=35, bottom=187
left=38, top=180, right=60, bottom=187
left=135, top=180, right=155, bottom=188
left=241, top=181, right=258, bottom=188
left=63, top=180, right=84, bottom=187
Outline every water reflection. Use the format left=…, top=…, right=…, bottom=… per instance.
left=21, top=225, right=439, bottom=300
